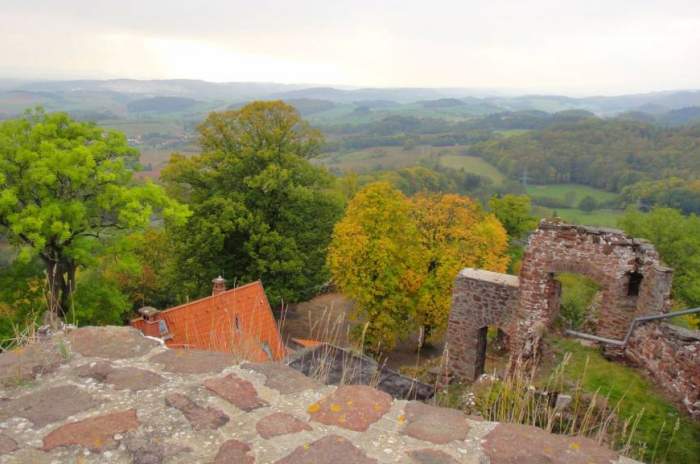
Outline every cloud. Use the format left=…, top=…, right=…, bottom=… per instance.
left=2, top=0, right=699, bottom=94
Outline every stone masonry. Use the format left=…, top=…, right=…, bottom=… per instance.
left=446, top=269, right=520, bottom=381
left=0, top=326, right=638, bottom=463
left=625, top=322, right=700, bottom=419
left=514, top=220, right=672, bottom=352
left=446, top=219, right=674, bottom=382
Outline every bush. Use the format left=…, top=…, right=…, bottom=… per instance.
left=557, top=273, right=600, bottom=329
left=579, top=195, right=598, bottom=212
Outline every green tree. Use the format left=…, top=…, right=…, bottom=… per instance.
left=619, top=208, right=700, bottom=310
left=488, top=194, right=538, bottom=238
left=0, top=109, right=188, bottom=320
left=162, top=101, right=343, bottom=305
left=327, top=182, right=424, bottom=352
left=578, top=195, right=598, bottom=212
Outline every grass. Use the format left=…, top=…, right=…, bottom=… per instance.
left=533, top=205, right=623, bottom=228
left=556, top=273, right=600, bottom=330
left=551, top=338, right=700, bottom=463
left=320, top=145, right=462, bottom=172
left=438, top=155, right=507, bottom=185
left=437, top=337, right=700, bottom=463
left=527, top=183, right=619, bottom=204
left=494, top=129, right=531, bottom=138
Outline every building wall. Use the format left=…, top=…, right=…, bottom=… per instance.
left=625, top=322, right=700, bottom=419
left=446, top=268, right=520, bottom=381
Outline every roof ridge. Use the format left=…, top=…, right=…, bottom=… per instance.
left=153, top=280, right=264, bottom=316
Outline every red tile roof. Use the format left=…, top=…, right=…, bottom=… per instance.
left=130, top=280, right=284, bottom=362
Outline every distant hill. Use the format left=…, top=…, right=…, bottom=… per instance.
left=1, top=78, right=699, bottom=123
left=283, top=98, right=335, bottom=116
left=420, top=98, right=466, bottom=108
left=126, top=96, right=199, bottom=113
left=659, top=107, right=700, bottom=126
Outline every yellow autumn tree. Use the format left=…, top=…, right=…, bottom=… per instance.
left=410, top=193, right=509, bottom=341
left=327, top=182, right=425, bottom=352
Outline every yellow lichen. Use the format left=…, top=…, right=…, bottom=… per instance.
left=330, top=403, right=343, bottom=413
left=307, top=403, right=321, bottom=413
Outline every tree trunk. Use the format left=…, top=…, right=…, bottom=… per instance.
left=42, top=256, right=76, bottom=322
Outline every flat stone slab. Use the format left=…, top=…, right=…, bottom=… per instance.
left=68, top=327, right=158, bottom=359
left=407, top=449, right=461, bottom=464
left=256, top=412, right=312, bottom=439
left=42, top=409, right=139, bottom=451
left=0, top=340, right=65, bottom=387
left=214, top=439, right=255, bottom=464
left=77, top=361, right=165, bottom=391
left=1, top=385, right=98, bottom=427
left=401, top=402, right=470, bottom=444
left=165, top=393, right=229, bottom=430
left=244, top=362, right=319, bottom=394
left=204, top=374, right=268, bottom=411
left=483, top=423, right=619, bottom=464
left=308, top=385, right=392, bottom=432
left=150, top=349, right=235, bottom=374
left=0, top=434, right=18, bottom=455
left=123, top=431, right=191, bottom=464
left=275, top=435, right=376, bottom=464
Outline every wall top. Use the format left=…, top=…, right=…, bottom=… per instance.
left=459, top=268, right=520, bottom=287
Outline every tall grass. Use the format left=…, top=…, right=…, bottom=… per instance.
left=443, top=345, right=695, bottom=464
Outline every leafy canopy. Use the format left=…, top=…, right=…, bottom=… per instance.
left=0, top=109, right=189, bottom=318
left=328, top=182, right=510, bottom=351
left=327, top=182, right=423, bottom=351
left=488, top=194, right=537, bottom=239
left=619, top=207, right=700, bottom=312
left=162, top=101, right=343, bottom=305
left=412, top=193, right=509, bottom=340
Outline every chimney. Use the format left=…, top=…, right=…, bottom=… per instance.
left=137, top=306, right=160, bottom=321
left=212, top=276, right=226, bottom=296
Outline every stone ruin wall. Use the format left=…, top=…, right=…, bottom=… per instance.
left=446, top=269, right=520, bottom=381
left=514, top=220, right=673, bottom=353
left=625, top=322, right=700, bottom=419
left=445, top=220, right=699, bottom=411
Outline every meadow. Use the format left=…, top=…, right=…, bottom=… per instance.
left=526, top=183, right=619, bottom=204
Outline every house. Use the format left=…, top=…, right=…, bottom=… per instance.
left=130, top=277, right=285, bottom=362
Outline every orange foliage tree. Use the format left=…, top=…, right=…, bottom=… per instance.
left=328, top=183, right=509, bottom=352
left=411, top=193, right=509, bottom=341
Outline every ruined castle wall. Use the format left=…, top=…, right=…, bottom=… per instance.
left=514, top=221, right=671, bottom=353
left=446, top=268, right=520, bottom=381
left=625, top=322, right=700, bottom=419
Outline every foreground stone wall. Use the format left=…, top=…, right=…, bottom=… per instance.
left=446, top=269, right=520, bottom=381
left=625, top=322, right=700, bottom=419
left=0, top=326, right=637, bottom=463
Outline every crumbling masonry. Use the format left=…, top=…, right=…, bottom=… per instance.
left=445, top=220, right=700, bottom=417
left=447, top=219, right=673, bottom=382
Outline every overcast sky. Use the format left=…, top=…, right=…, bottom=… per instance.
left=2, top=0, right=699, bottom=95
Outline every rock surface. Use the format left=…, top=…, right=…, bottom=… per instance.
left=0, top=326, right=637, bottom=463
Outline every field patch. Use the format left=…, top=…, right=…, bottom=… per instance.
left=526, top=183, right=618, bottom=204
left=438, top=155, right=506, bottom=185
left=533, top=206, right=623, bottom=228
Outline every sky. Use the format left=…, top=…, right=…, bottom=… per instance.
left=2, top=0, right=700, bottom=95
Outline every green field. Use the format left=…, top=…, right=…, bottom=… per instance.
left=494, top=129, right=530, bottom=138
left=527, top=183, right=618, bottom=204
left=533, top=206, right=623, bottom=228
left=438, top=155, right=506, bottom=185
